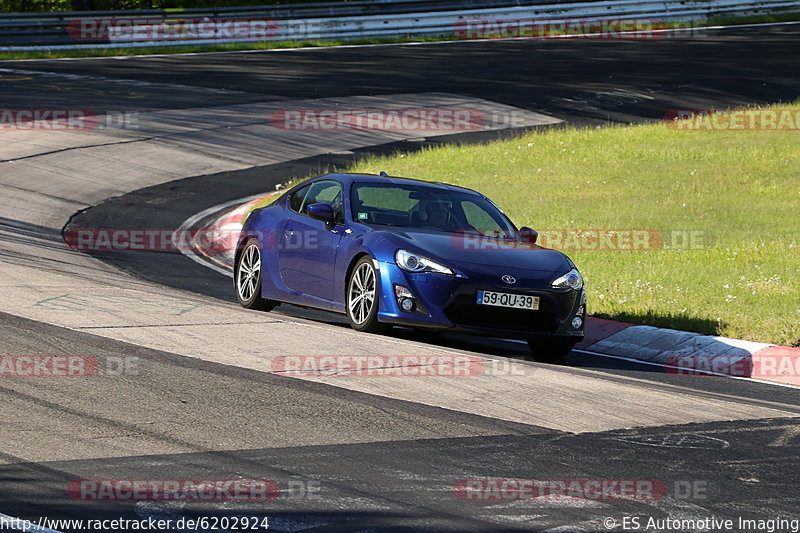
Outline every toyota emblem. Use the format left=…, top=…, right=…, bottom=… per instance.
left=501, top=275, right=516, bottom=284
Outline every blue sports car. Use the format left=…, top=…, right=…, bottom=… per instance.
left=234, top=173, right=585, bottom=360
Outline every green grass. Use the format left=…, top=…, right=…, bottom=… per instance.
left=345, top=102, right=800, bottom=346
left=1, top=12, right=798, bottom=61
left=707, top=11, right=800, bottom=26
left=0, top=35, right=445, bottom=60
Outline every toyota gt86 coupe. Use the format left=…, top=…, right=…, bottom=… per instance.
left=234, top=173, right=585, bottom=360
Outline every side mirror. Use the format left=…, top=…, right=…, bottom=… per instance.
left=520, top=226, right=538, bottom=244
left=307, top=203, right=335, bottom=223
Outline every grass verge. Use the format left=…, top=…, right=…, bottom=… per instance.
left=0, top=35, right=444, bottom=60
left=345, top=102, right=800, bottom=346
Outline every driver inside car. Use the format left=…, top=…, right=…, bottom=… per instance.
left=419, top=200, right=454, bottom=231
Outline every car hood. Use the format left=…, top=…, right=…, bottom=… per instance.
left=380, top=229, right=573, bottom=275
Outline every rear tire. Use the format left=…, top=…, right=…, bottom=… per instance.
left=346, top=256, right=389, bottom=333
left=235, top=238, right=277, bottom=311
left=527, top=338, right=577, bottom=363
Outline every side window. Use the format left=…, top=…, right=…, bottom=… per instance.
left=310, top=182, right=341, bottom=205
left=289, top=185, right=310, bottom=213
left=299, top=180, right=344, bottom=224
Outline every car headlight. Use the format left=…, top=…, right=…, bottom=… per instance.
left=395, top=249, right=454, bottom=275
left=551, top=268, right=583, bottom=290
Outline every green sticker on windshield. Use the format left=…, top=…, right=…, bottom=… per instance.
left=358, top=212, right=368, bottom=220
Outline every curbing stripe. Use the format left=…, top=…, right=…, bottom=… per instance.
left=190, top=192, right=278, bottom=271
left=171, top=194, right=267, bottom=278
left=584, top=323, right=798, bottom=387
left=576, top=317, right=634, bottom=349
left=751, top=345, right=800, bottom=387
left=574, top=348, right=800, bottom=389
left=585, top=325, right=774, bottom=364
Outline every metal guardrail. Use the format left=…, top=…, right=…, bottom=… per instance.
left=0, top=0, right=798, bottom=49
left=0, top=0, right=562, bottom=47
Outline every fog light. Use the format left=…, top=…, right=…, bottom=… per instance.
left=395, top=285, right=413, bottom=298
left=395, top=285, right=417, bottom=312
left=571, top=316, right=584, bottom=329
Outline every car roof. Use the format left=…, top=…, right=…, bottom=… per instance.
left=318, top=173, right=482, bottom=195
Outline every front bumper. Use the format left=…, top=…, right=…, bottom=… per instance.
left=375, top=260, right=585, bottom=341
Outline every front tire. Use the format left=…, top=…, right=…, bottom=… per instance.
left=235, top=238, right=277, bottom=311
left=527, top=338, right=577, bottom=363
left=346, top=257, right=389, bottom=333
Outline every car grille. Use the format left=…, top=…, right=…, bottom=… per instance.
left=444, top=294, right=557, bottom=333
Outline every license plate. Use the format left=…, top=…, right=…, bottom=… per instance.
left=476, top=290, right=539, bottom=310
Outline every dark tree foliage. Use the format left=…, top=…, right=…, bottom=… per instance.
left=0, top=0, right=341, bottom=12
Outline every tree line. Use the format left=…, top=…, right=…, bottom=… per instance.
left=1, top=0, right=339, bottom=13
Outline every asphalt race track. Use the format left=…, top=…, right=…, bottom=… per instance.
left=5, top=24, right=800, bottom=125
left=1, top=25, right=799, bottom=532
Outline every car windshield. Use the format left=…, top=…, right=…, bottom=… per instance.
left=351, top=182, right=518, bottom=238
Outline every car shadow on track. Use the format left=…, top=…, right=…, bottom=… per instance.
left=273, top=303, right=547, bottom=359
left=269, top=304, right=692, bottom=379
